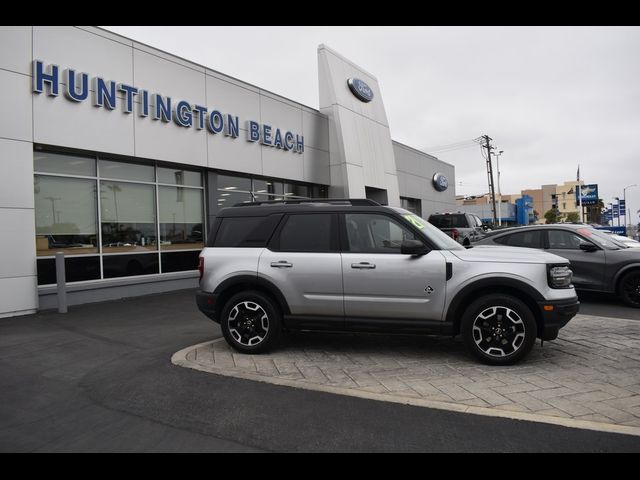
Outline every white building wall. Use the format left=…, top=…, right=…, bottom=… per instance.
left=0, top=27, right=38, bottom=317
left=318, top=45, right=400, bottom=205
left=393, top=142, right=456, bottom=217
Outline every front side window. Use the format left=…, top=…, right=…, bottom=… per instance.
left=547, top=230, right=594, bottom=250
left=345, top=213, right=416, bottom=253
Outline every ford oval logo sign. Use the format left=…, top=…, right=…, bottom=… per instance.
left=347, top=78, right=374, bottom=103
left=432, top=173, right=448, bottom=192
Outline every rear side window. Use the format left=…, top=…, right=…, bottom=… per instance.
left=274, top=214, right=335, bottom=252
left=213, top=215, right=281, bottom=247
left=494, top=230, right=543, bottom=248
left=429, top=215, right=467, bottom=228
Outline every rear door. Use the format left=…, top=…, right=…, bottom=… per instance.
left=258, top=212, right=344, bottom=318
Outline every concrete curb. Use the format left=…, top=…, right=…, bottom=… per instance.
left=172, top=338, right=640, bottom=438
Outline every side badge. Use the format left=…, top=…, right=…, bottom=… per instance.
left=425, top=286, right=434, bottom=294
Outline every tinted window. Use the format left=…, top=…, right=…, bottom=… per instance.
left=496, top=230, right=543, bottom=248
left=345, top=213, right=416, bottom=253
left=428, top=214, right=467, bottom=228
left=277, top=214, right=333, bottom=252
left=214, top=216, right=279, bottom=248
left=548, top=230, right=594, bottom=250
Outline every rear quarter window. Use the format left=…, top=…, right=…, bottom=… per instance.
left=212, top=215, right=281, bottom=247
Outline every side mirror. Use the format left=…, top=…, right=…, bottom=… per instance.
left=401, top=239, right=428, bottom=255
left=579, top=243, right=598, bottom=252
left=482, top=225, right=490, bottom=231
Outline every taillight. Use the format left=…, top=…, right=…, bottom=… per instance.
left=451, top=229, right=459, bottom=240
left=198, top=257, right=204, bottom=282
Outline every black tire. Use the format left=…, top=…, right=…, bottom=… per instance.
left=619, top=271, right=640, bottom=308
left=220, top=290, right=282, bottom=354
left=461, top=294, right=537, bottom=365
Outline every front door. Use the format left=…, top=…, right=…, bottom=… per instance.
left=341, top=213, right=447, bottom=321
left=544, top=228, right=606, bottom=290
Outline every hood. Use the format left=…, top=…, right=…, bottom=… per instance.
left=449, top=245, right=569, bottom=264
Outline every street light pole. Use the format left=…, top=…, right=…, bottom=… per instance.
left=495, top=150, right=504, bottom=226
left=624, top=184, right=638, bottom=232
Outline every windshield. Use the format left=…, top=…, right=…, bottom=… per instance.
left=392, top=208, right=464, bottom=250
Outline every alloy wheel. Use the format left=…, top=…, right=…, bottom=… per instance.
left=622, top=274, right=640, bottom=306
left=472, top=306, right=526, bottom=358
left=228, top=301, right=269, bottom=347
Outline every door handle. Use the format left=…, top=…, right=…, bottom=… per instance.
left=351, top=262, right=376, bottom=269
left=270, top=261, right=293, bottom=268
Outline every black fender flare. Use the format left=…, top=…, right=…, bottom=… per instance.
left=446, top=277, right=545, bottom=333
left=212, top=274, right=291, bottom=316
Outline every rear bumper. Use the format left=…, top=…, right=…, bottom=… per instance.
left=196, top=289, right=219, bottom=322
left=537, top=296, right=580, bottom=340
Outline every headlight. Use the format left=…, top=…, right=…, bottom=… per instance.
left=547, top=265, right=572, bottom=289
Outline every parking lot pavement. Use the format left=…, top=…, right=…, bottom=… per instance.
left=174, top=313, right=640, bottom=436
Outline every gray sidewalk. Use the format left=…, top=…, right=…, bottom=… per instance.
left=174, top=314, right=640, bottom=436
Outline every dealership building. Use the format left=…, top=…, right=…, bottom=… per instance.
left=0, top=26, right=456, bottom=318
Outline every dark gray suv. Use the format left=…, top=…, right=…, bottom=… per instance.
left=475, top=224, right=640, bottom=307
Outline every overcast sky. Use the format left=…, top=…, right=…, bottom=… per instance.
left=102, top=26, right=640, bottom=223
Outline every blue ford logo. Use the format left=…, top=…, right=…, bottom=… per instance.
left=432, top=173, right=448, bottom=192
left=347, top=78, right=374, bottom=103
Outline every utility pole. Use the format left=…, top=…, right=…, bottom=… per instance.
left=482, top=135, right=498, bottom=226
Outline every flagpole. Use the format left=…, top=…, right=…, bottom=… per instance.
left=577, top=164, right=583, bottom=223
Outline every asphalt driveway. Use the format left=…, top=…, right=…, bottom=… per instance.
left=0, top=289, right=639, bottom=452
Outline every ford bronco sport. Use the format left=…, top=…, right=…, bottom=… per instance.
left=196, top=199, right=579, bottom=365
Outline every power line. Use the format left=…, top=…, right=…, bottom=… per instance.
left=424, top=139, right=478, bottom=153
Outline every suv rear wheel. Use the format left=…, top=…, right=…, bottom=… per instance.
left=461, top=294, right=536, bottom=365
left=220, top=290, right=282, bottom=354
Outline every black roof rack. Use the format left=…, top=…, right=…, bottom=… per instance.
left=232, top=198, right=380, bottom=207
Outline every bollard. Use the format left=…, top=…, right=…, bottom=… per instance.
left=55, top=251, right=67, bottom=314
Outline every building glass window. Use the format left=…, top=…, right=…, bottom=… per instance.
left=214, top=173, right=326, bottom=211
left=34, top=151, right=96, bottom=177
left=158, top=186, right=204, bottom=250
left=100, top=181, right=157, bottom=253
left=217, top=174, right=252, bottom=209
left=99, top=159, right=155, bottom=182
left=158, top=167, right=202, bottom=187
left=34, top=175, right=98, bottom=256
left=34, top=149, right=205, bottom=284
left=400, top=197, right=422, bottom=216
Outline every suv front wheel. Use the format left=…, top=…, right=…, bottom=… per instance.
left=461, top=294, right=537, bottom=365
left=220, top=290, right=282, bottom=354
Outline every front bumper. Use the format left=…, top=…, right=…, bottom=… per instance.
left=196, top=289, right=219, bottom=322
left=537, top=296, right=580, bottom=340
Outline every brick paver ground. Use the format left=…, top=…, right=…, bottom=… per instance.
left=174, top=314, right=640, bottom=431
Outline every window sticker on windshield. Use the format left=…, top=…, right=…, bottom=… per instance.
left=404, top=214, right=425, bottom=229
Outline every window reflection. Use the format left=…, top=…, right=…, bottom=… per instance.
left=34, top=176, right=98, bottom=256
left=157, top=167, right=202, bottom=186
left=100, top=181, right=157, bottom=252
left=159, top=186, right=204, bottom=250
left=99, top=159, right=154, bottom=182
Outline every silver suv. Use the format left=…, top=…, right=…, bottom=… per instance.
left=196, top=199, right=579, bottom=365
